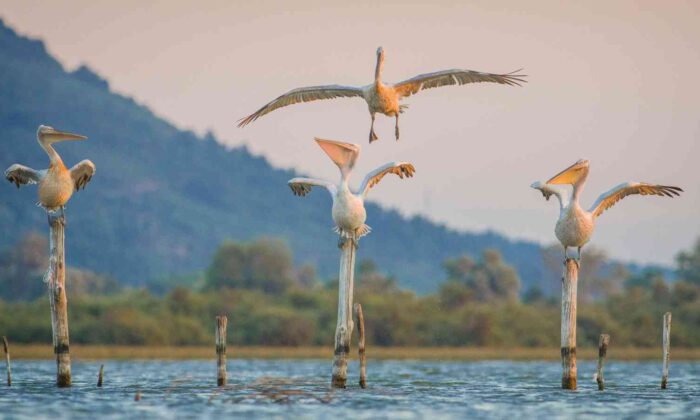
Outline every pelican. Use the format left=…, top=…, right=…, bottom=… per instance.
left=288, top=138, right=415, bottom=247
left=239, top=47, right=525, bottom=143
left=531, top=159, right=682, bottom=262
left=5, top=125, right=95, bottom=213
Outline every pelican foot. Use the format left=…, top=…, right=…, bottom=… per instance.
left=369, top=130, right=379, bottom=143
left=395, top=126, right=400, bottom=141
left=352, top=237, right=359, bottom=249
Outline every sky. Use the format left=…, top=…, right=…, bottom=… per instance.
left=2, top=0, right=699, bottom=265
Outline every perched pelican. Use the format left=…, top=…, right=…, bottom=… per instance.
left=531, top=159, right=682, bottom=261
left=239, top=47, right=525, bottom=143
left=288, top=138, right=415, bottom=246
left=5, top=125, right=96, bottom=213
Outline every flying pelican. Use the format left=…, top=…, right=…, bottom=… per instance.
left=5, top=125, right=96, bottom=213
left=288, top=138, right=415, bottom=247
left=239, top=47, right=525, bottom=143
left=531, top=159, right=682, bottom=262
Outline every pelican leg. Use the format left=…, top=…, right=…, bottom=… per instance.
left=395, top=114, right=400, bottom=141
left=576, top=247, right=582, bottom=267
left=563, top=245, right=569, bottom=263
left=338, top=236, right=347, bottom=249
left=369, top=113, right=378, bottom=143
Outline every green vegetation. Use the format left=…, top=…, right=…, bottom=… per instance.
left=2, top=235, right=699, bottom=349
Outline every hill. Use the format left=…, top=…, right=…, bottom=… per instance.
left=0, top=19, right=565, bottom=293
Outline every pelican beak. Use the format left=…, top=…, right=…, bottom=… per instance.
left=546, top=159, right=589, bottom=185
left=45, top=129, right=88, bottom=143
left=315, top=138, right=360, bottom=171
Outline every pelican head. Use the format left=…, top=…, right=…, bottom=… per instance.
left=546, top=159, right=589, bottom=185
left=374, top=47, right=385, bottom=81
left=37, top=125, right=88, bottom=145
left=315, top=137, right=360, bottom=176
left=530, top=181, right=552, bottom=200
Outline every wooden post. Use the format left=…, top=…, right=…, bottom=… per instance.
left=216, top=315, right=227, bottom=387
left=2, top=336, right=10, bottom=386
left=331, top=239, right=356, bottom=388
left=97, top=364, right=104, bottom=387
left=47, top=212, right=71, bottom=387
left=596, top=334, right=610, bottom=391
left=561, top=258, right=578, bottom=390
left=354, top=303, right=367, bottom=389
left=661, top=312, right=672, bottom=389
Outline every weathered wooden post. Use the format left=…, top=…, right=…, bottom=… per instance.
left=2, top=336, right=10, bottom=386
left=287, top=138, right=415, bottom=388
left=47, top=212, right=71, bottom=387
left=216, top=315, right=228, bottom=386
left=4, top=125, right=95, bottom=388
left=661, top=312, right=672, bottom=389
left=354, top=303, right=367, bottom=389
left=596, top=334, right=610, bottom=391
left=97, top=364, right=104, bottom=387
left=561, top=258, right=578, bottom=390
left=332, top=242, right=356, bottom=388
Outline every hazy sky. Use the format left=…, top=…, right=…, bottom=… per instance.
left=2, top=1, right=699, bottom=265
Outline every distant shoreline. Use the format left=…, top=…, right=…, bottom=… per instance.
left=8, top=345, right=700, bottom=361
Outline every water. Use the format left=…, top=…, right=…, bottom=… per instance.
left=1, top=360, right=699, bottom=419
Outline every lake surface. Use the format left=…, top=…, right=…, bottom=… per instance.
left=2, top=360, right=699, bottom=419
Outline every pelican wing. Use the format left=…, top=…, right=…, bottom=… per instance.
left=394, top=69, right=526, bottom=98
left=589, top=183, right=682, bottom=218
left=288, top=177, right=337, bottom=198
left=360, top=162, right=415, bottom=197
left=70, top=160, right=96, bottom=191
left=238, top=85, right=364, bottom=127
left=4, top=164, right=44, bottom=188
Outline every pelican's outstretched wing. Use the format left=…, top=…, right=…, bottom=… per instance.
left=70, top=160, right=96, bottom=191
left=4, top=164, right=45, bottom=188
left=394, top=69, right=526, bottom=98
left=589, top=183, right=682, bottom=218
left=360, top=162, right=415, bottom=197
left=288, top=178, right=337, bottom=198
left=238, top=85, right=364, bottom=127
left=530, top=181, right=568, bottom=210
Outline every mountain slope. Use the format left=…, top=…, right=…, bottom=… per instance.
left=0, top=19, right=548, bottom=293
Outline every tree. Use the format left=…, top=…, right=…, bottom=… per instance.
left=356, top=260, right=400, bottom=294
left=677, top=238, right=700, bottom=284
left=441, top=249, right=520, bottom=303
left=0, top=232, right=48, bottom=301
left=205, top=238, right=298, bottom=294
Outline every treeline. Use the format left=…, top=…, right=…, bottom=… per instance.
left=1, top=235, right=700, bottom=347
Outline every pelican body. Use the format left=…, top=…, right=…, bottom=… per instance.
left=5, top=125, right=95, bottom=212
left=288, top=138, right=415, bottom=246
left=240, top=47, right=525, bottom=143
left=531, top=159, right=682, bottom=260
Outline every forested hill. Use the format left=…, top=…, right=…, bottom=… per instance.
left=0, top=18, right=548, bottom=293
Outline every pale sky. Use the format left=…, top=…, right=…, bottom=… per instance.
left=2, top=0, right=699, bottom=265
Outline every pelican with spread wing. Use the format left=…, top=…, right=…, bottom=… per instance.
left=5, top=125, right=95, bottom=213
left=288, top=138, right=415, bottom=247
left=531, top=159, right=682, bottom=261
left=240, top=47, right=525, bottom=143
